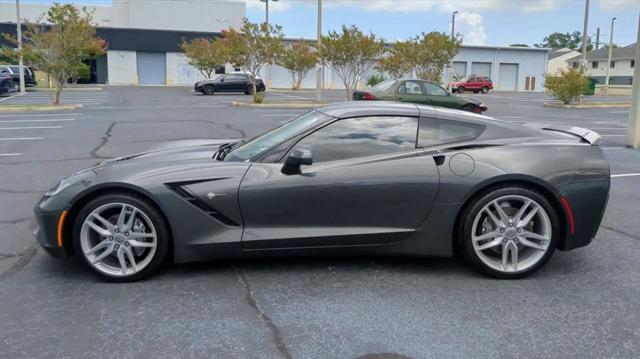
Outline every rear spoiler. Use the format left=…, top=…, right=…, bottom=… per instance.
left=524, top=123, right=602, bottom=146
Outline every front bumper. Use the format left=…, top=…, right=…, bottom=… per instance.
left=194, top=83, right=204, bottom=92
left=33, top=203, right=69, bottom=258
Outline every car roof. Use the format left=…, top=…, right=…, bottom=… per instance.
left=317, top=101, right=422, bottom=118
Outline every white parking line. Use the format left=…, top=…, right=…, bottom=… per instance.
left=252, top=109, right=306, bottom=112
left=611, top=173, right=640, bottom=178
left=610, top=111, right=629, bottom=114
left=496, top=116, right=524, bottom=119
left=0, top=92, right=25, bottom=102
left=0, top=126, right=63, bottom=130
left=0, top=137, right=43, bottom=141
left=601, top=135, right=626, bottom=137
left=603, top=147, right=626, bottom=150
left=0, top=153, right=20, bottom=156
left=0, top=118, right=77, bottom=123
left=261, top=114, right=301, bottom=117
left=0, top=113, right=80, bottom=117
left=588, top=128, right=626, bottom=130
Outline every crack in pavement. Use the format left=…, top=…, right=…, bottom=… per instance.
left=90, top=121, right=116, bottom=159
left=0, top=217, right=32, bottom=224
left=0, top=253, right=18, bottom=260
left=0, top=188, right=46, bottom=194
left=601, top=225, right=640, bottom=241
left=0, top=157, right=96, bottom=165
left=235, top=267, right=292, bottom=359
left=0, top=242, right=39, bottom=281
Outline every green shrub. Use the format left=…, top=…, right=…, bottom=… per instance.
left=253, top=93, right=264, bottom=103
left=544, top=67, right=589, bottom=104
left=366, top=74, right=386, bottom=87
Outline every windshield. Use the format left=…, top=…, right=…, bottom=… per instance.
left=224, top=110, right=330, bottom=162
left=9, top=66, right=20, bottom=73
left=370, top=79, right=397, bottom=91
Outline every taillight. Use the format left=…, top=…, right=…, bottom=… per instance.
left=361, top=92, right=376, bottom=100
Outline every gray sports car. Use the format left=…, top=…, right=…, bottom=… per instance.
left=34, top=102, right=610, bottom=282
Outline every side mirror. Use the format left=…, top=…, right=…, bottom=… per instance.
left=282, top=149, right=313, bottom=175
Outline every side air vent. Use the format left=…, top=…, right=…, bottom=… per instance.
left=166, top=183, right=239, bottom=227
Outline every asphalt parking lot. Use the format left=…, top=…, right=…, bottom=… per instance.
left=1, top=87, right=639, bottom=358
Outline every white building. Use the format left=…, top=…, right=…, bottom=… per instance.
left=546, top=48, right=581, bottom=75
left=567, top=43, right=636, bottom=85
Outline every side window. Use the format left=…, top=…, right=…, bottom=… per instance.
left=423, top=82, right=447, bottom=96
left=418, top=118, right=485, bottom=147
left=291, top=116, right=418, bottom=163
left=398, top=81, right=423, bottom=95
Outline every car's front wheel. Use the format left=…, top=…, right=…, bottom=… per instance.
left=481, top=86, right=489, bottom=94
left=73, top=193, right=170, bottom=282
left=459, top=186, right=559, bottom=279
left=461, top=104, right=476, bottom=112
left=203, top=85, right=215, bottom=95
left=457, top=86, right=465, bottom=94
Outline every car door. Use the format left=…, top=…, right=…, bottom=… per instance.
left=224, top=74, right=244, bottom=91
left=238, top=114, right=441, bottom=249
left=394, top=80, right=431, bottom=105
left=422, top=81, right=456, bottom=109
left=214, top=75, right=230, bottom=91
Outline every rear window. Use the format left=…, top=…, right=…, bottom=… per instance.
left=9, top=66, right=20, bottom=73
left=418, top=118, right=485, bottom=147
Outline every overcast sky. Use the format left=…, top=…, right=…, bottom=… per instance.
left=7, top=0, right=640, bottom=47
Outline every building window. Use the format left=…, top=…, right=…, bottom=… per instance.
left=610, top=61, right=615, bottom=68
left=632, top=60, right=635, bottom=68
left=572, top=62, right=579, bottom=69
left=591, top=61, right=598, bottom=68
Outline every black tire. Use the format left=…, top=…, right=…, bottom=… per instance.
left=461, top=104, right=476, bottom=112
left=245, top=86, right=254, bottom=95
left=457, top=86, right=465, bottom=94
left=481, top=86, right=489, bottom=94
left=473, top=91, right=479, bottom=94
left=458, top=185, right=560, bottom=279
left=73, top=192, right=170, bottom=282
left=203, top=85, right=215, bottom=95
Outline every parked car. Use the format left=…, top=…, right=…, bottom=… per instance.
left=0, top=70, right=14, bottom=95
left=353, top=79, right=487, bottom=113
left=0, top=65, right=37, bottom=89
left=195, top=73, right=265, bottom=95
left=34, top=101, right=610, bottom=282
left=450, top=75, right=493, bottom=94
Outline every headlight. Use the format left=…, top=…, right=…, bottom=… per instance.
left=44, top=170, right=96, bottom=197
left=44, top=181, right=72, bottom=197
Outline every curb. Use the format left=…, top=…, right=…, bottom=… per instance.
left=35, top=87, right=103, bottom=91
left=232, top=101, right=327, bottom=108
left=543, top=102, right=630, bottom=109
left=0, top=104, right=84, bottom=112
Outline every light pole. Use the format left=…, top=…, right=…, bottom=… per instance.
left=260, top=0, right=278, bottom=90
left=581, top=0, right=590, bottom=63
left=604, top=17, right=616, bottom=93
left=628, top=11, right=640, bottom=148
left=447, top=11, right=458, bottom=89
left=316, top=0, right=322, bottom=102
left=16, top=0, right=25, bottom=94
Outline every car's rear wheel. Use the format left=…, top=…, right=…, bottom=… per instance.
left=459, top=186, right=559, bottom=279
left=481, top=86, right=489, bottom=94
left=457, top=86, right=465, bottom=94
left=203, top=85, right=215, bottom=95
left=461, top=104, right=476, bottom=112
left=73, top=193, right=170, bottom=282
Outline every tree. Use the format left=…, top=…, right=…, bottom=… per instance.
left=1, top=4, right=105, bottom=105
left=509, top=43, right=529, bottom=47
left=223, top=18, right=285, bottom=102
left=318, top=25, right=385, bottom=100
left=544, top=66, right=589, bottom=104
left=376, top=40, right=415, bottom=79
left=277, top=41, right=317, bottom=90
left=413, top=32, right=461, bottom=82
left=535, top=31, right=592, bottom=51
left=181, top=38, right=227, bottom=79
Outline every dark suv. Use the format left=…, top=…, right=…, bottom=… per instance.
left=195, top=73, right=265, bottom=95
left=0, top=65, right=37, bottom=90
left=0, top=70, right=14, bottom=95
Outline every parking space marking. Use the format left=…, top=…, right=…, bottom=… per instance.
left=0, top=118, right=77, bottom=123
left=0, top=153, right=20, bottom=156
left=603, top=147, right=626, bottom=150
left=0, top=137, right=43, bottom=141
left=0, top=126, right=63, bottom=130
left=0, top=92, right=25, bottom=102
left=496, top=116, right=524, bottom=119
left=261, top=114, right=300, bottom=117
left=252, top=109, right=306, bottom=112
left=601, top=135, right=626, bottom=137
left=589, top=127, right=626, bottom=130
left=0, top=113, right=80, bottom=117
left=610, top=111, right=629, bottom=114
left=611, top=173, right=640, bottom=178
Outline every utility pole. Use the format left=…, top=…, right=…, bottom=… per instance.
left=447, top=11, right=458, bottom=89
left=605, top=17, right=616, bottom=93
left=595, top=27, right=600, bottom=50
left=315, top=0, right=322, bottom=102
left=16, top=0, right=25, bottom=94
left=260, top=0, right=278, bottom=90
left=581, top=0, right=589, bottom=64
left=627, top=13, right=640, bottom=148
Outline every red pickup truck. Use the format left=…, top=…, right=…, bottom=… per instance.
left=450, top=75, right=493, bottom=94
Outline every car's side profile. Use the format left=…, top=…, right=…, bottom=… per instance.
left=0, top=65, right=37, bottom=90
left=34, top=102, right=610, bottom=282
left=450, top=75, right=493, bottom=94
left=194, top=73, right=265, bottom=95
left=0, top=69, right=14, bottom=95
left=353, top=79, right=487, bottom=113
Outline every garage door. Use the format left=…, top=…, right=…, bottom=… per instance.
left=498, top=63, right=518, bottom=91
left=452, top=62, right=467, bottom=78
left=471, top=62, right=492, bottom=77
left=137, top=52, right=166, bottom=85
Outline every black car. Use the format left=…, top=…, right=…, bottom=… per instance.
left=0, top=65, right=37, bottom=89
left=34, top=102, right=609, bottom=282
left=0, top=71, right=14, bottom=95
left=195, top=73, right=265, bottom=95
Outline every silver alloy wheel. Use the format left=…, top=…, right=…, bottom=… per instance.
left=80, top=202, right=157, bottom=277
left=471, top=195, right=552, bottom=273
